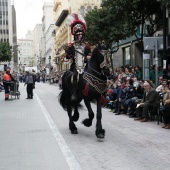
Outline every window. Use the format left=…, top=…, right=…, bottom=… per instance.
left=80, top=6, right=85, bottom=17
left=87, top=6, right=92, bottom=12
left=124, top=47, right=130, bottom=65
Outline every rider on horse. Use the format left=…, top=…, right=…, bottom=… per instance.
left=65, top=13, right=91, bottom=101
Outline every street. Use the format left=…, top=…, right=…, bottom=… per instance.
left=0, top=82, right=170, bottom=170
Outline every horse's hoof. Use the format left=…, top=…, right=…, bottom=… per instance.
left=71, top=130, right=78, bottom=134
left=82, top=119, right=92, bottom=127
left=96, top=129, right=105, bottom=138
left=97, top=133, right=105, bottom=139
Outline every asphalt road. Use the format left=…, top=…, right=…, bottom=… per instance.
left=0, top=82, right=170, bottom=170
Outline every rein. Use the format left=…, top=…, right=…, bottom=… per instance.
left=74, top=49, right=85, bottom=56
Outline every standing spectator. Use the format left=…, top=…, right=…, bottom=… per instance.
left=135, top=66, right=142, bottom=80
left=25, top=71, right=34, bottom=99
left=158, top=65, right=163, bottom=78
left=149, top=65, right=155, bottom=83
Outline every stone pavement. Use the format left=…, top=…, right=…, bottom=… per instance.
left=0, top=85, right=71, bottom=170
left=1, top=83, right=170, bottom=170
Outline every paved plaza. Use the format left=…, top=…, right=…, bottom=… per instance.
left=0, top=83, right=170, bottom=170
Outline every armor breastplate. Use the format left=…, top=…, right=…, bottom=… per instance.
left=74, top=43, right=85, bottom=74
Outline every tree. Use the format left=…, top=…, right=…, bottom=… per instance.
left=85, top=7, right=131, bottom=70
left=85, top=7, right=131, bottom=49
left=101, top=0, right=163, bottom=52
left=163, top=0, right=170, bottom=6
left=0, top=42, right=12, bottom=62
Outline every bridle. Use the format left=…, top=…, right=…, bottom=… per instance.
left=99, top=50, right=111, bottom=69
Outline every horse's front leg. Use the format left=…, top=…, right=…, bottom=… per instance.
left=67, top=105, right=78, bottom=134
left=82, top=99, right=94, bottom=127
left=72, top=106, right=79, bottom=122
left=96, top=98, right=105, bottom=138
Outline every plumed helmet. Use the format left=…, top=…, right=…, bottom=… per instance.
left=66, top=13, right=86, bottom=35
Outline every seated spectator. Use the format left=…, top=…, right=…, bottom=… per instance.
left=156, top=79, right=167, bottom=92
left=162, top=86, right=170, bottom=129
left=114, top=81, right=123, bottom=115
left=133, top=77, right=139, bottom=89
left=158, top=76, right=163, bottom=86
left=114, top=66, right=119, bottom=78
left=120, top=79, right=135, bottom=114
left=134, top=81, right=160, bottom=122
left=128, top=80, right=145, bottom=118
left=106, top=84, right=117, bottom=111
left=125, top=67, right=132, bottom=79
left=130, top=67, right=135, bottom=79
left=118, top=67, right=126, bottom=80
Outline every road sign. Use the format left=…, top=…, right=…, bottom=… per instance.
left=143, top=37, right=163, bottom=50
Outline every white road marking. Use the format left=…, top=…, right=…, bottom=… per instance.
left=34, top=92, right=82, bottom=170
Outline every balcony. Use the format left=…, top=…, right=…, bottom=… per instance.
left=53, top=1, right=61, bottom=12
left=55, top=10, right=69, bottom=26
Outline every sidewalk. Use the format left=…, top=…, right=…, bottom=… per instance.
left=0, top=84, right=69, bottom=170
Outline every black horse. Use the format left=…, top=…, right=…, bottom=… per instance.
left=59, top=45, right=110, bottom=138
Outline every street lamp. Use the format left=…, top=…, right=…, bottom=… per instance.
left=157, top=0, right=168, bottom=79
left=48, top=56, right=51, bottom=66
left=56, top=51, right=60, bottom=71
left=48, top=56, right=51, bottom=73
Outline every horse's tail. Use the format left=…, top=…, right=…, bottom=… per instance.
left=58, top=90, right=68, bottom=111
left=58, top=70, right=83, bottom=111
left=58, top=90, right=83, bottom=111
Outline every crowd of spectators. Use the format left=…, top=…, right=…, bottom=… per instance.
left=0, top=69, right=64, bottom=92
left=105, top=65, right=170, bottom=129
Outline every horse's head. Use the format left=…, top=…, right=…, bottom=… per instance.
left=89, top=45, right=110, bottom=78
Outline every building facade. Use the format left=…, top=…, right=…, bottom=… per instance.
left=0, top=0, right=17, bottom=71
left=41, top=2, right=55, bottom=73
left=32, top=24, right=43, bottom=71
left=17, top=39, right=34, bottom=72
